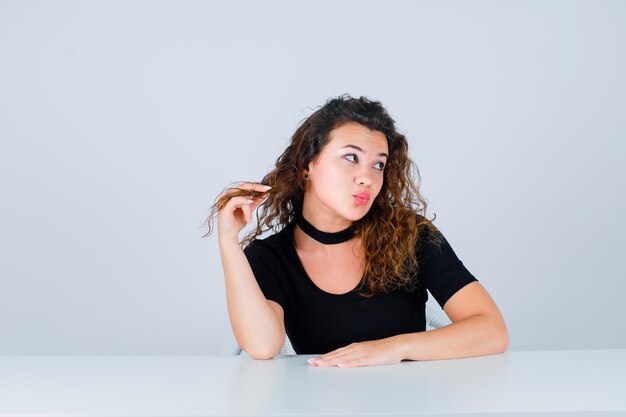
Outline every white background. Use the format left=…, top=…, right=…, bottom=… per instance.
left=1, top=0, right=624, bottom=354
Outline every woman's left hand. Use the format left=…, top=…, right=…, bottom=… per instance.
left=307, top=336, right=405, bottom=368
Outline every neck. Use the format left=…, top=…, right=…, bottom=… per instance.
left=295, top=209, right=355, bottom=245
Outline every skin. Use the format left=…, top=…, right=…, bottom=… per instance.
left=299, top=121, right=388, bottom=239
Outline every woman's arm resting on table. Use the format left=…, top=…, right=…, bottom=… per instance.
left=309, top=282, right=509, bottom=367
left=397, top=281, right=509, bottom=361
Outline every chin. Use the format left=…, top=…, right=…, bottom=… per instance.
left=345, top=207, right=371, bottom=221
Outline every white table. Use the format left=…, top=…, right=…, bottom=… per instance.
left=1, top=350, right=625, bottom=416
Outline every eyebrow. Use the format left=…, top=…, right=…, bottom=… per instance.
left=340, top=144, right=388, bottom=158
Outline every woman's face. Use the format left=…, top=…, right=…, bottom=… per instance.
left=304, top=122, right=388, bottom=223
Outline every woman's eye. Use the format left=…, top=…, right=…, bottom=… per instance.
left=375, top=162, right=385, bottom=171
left=344, top=154, right=385, bottom=171
left=345, top=154, right=358, bottom=163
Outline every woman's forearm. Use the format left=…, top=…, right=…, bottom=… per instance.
left=394, top=314, right=509, bottom=361
left=219, top=239, right=284, bottom=359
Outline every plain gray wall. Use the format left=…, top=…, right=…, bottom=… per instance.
left=0, top=0, right=624, bottom=355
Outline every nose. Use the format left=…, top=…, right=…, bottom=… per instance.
left=355, top=169, right=374, bottom=187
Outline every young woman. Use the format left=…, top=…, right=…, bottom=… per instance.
left=204, top=94, right=509, bottom=368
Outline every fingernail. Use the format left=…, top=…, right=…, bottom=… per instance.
left=263, top=185, right=272, bottom=190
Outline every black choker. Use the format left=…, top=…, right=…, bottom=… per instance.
left=295, top=212, right=356, bottom=244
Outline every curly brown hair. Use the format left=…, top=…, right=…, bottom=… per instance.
left=202, top=94, right=442, bottom=297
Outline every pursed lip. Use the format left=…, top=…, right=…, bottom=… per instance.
left=353, top=192, right=370, bottom=201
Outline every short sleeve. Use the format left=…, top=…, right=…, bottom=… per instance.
left=243, top=240, right=286, bottom=308
left=417, top=225, right=479, bottom=309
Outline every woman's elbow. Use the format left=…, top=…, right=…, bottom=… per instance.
left=247, top=347, right=280, bottom=360
left=244, top=339, right=283, bottom=360
left=485, top=316, right=509, bottom=354
left=496, top=325, right=510, bottom=353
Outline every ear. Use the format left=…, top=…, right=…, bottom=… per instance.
left=303, top=162, right=313, bottom=177
left=306, top=158, right=319, bottom=173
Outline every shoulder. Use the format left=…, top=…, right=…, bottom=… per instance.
left=414, top=213, right=442, bottom=240
left=414, top=213, right=445, bottom=258
left=243, top=222, right=293, bottom=259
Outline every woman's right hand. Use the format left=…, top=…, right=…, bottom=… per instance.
left=217, top=182, right=272, bottom=242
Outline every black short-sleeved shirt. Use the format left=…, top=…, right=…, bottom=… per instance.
left=243, top=216, right=478, bottom=354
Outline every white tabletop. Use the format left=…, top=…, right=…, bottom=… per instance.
left=1, top=350, right=625, bottom=416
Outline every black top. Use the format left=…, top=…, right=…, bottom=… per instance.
left=243, top=216, right=478, bottom=354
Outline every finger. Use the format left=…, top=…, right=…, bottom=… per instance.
left=249, top=193, right=269, bottom=208
left=241, top=199, right=254, bottom=223
left=310, top=359, right=336, bottom=367
left=233, top=182, right=272, bottom=194
left=218, top=183, right=271, bottom=200
left=314, top=345, right=352, bottom=361
left=235, top=182, right=272, bottom=195
left=224, top=195, right=255, bottom=208
left=313, top=352, right=347, bottom=363
left=315, top=356, right=354, bottom=367
left=336, top=358, right=365, bottom=368
left=310, top=351, right=354, bottom=367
